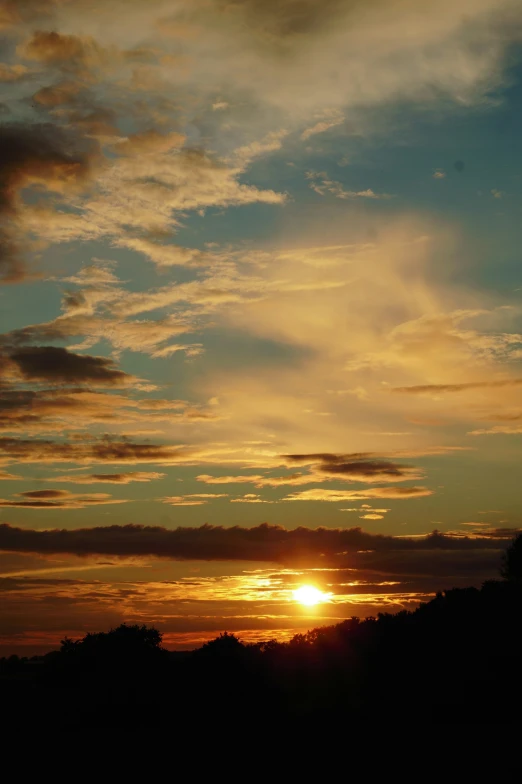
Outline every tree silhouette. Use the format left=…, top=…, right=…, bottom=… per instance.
left=500, top=533, right=522, bottom=583
left=59, top=623, right=163, bottom=664
left=199, top=631, right=245, bottom=658
left=60, top=636, right=80, bottom=654
left=4, top=536, right=522, bottom=726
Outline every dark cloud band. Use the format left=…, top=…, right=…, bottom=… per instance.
left=0, top=522, right=515, bottom=563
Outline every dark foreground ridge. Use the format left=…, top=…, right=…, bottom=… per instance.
left=3, top=534, right=522, bottom=727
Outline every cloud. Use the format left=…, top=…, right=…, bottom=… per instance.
left=32, top=80, right=84, bottom=107
left=230, top=494, right=274, bottom=503
left=129, top=226, right=520, bottom=462
left=2, top=0, right=522, bottom=653
left=0, top=522, right=513, bottom=564
left=0, top=436, right=197, bottom=465
left=345, top=308, right=522, bottom=396
left=343, top=505, right=391, bottom=519
left=151, top=0, right=522, bottom=120
left=1, top=5, right=521, bottom=542
left=203, top=0, right=345, bottom=40
left=0, top=470, right=23, bottom=480
left=197, top=474, right=266, bottom=484
left=0, top=122, right=94, bottom=191
left=161, top=493, right=228, bottom=506
left=232, top=129, right=289, bottom=165
left=18, top=29, right=111, bottom=73
left=0, top=1, right=71, bottom=30
left=0, top=122, right=97, bottom=281
left=61, top=260, right=120, bottom=286
left=468, top=425, right=522, bottom=436
left=283, top=487, right=433, bottom=501
left=393, top=379, right=522, bottom=394
left=1, top=346, right=131, bottom=386
left=306, top=171, right=392, bottom=199
left=251, top=473, right=316, bottom=487
left=196, top=471, right=316, bottom=487
left=301, top=112, right=344, bottom=140
left=282, top=453, right=424, bottom=483
left=84, top=145, right=285, bottom=242
left=0, top=380, right=220, bottom=434
left=114, top=129, right=186, bottom=156
left=0, top=490, right=126, bottom=509
left=196, top=454, right=424, bottom=488
left=0, top=63, right=30, bottom=82
left=18, top=489, right=68, bottom=498
left=115, top=237, right=210, bottom=269
left=46, top=471, right=166, bottom=484
left=9, top=136, right=286, bottom=279
left=1, top=309, right=197, bottom=357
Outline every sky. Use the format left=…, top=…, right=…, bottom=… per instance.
left=1, top=0, right=522, bottom=655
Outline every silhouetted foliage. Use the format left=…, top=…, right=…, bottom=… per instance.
left=2, top=539, right=522, bottom=727
left=199, top=631, right=244, bottom=656
left=60, top=623, right=163, bottom=658
left=500, top=532, right=522, bottom=583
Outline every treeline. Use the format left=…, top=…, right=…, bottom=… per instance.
left=3, top=535, right=522, bottom=726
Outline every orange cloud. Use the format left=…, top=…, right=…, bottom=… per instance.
left=47, top=472, right=165, bottom=484
left=0, top=384, right=219, bottom=434
left=0, top=122, right=97, bottom=281
left=0, top=489, right=126, bottom=509
left=197, top=474, right=266, bottom=484
left=230, top=494, right=274, bottom=504
left=1, top=346, right=131, bottom=386
left=161, top=493, right=228, bottom=506
left=0, top=436, right=197, bottom=465
left=393, top=379, right=522, bottom=394
left=32, top=81, right=83, bottom=106
left=284, top=487, right=433, bottom=502
left=282, top=453, right=424, bottom=483
left=115, top=129, right=185, bottom=156
left=18, top=30, right=110, bottom=73
left=0, top=63, right=29, bottom=82
left=0, top=470, right=23, bottom=480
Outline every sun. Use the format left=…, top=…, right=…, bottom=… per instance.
left=293, top=585, right=325, bottom=606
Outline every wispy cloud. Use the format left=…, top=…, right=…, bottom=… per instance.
left=283, top=487, right=433, bottom=501
left=47, top=471, right=166, bottom=484
left=306, top=171, right=393, bottom=200
left=394, top=379, right=522, bottom=394
left=161, top=493, right=228, bottom=506
left=301, top=111, right=344, bottom=140
left=0, top=489, right=127, bottom=509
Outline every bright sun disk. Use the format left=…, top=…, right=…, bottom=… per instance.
left=293, top=585, right=325, bottom=606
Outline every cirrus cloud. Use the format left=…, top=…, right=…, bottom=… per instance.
left=283, top=487, right=433, bottom=502
left=46, top=471, right=166, bottom=484
left=0, top=489, right=127, bottom=508
left=161, top=493, right=228, bottom=506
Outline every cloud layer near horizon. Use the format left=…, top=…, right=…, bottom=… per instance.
left=0, top=521, right=512, bottom=654
left=0, top=522, right=514, bottom=563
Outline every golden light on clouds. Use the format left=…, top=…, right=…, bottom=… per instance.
left=0, top=0, right=521, bottom=657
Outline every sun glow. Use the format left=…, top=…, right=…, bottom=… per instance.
left=293, top=585, right=326, bottom=606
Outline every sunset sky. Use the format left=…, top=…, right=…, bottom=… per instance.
left=1, top=0, right=522, bottom=654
